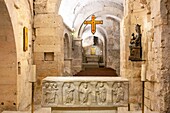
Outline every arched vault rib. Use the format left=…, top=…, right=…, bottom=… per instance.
left=59, top=0, right=123, bottom=29
left=80, top=25, right=108, bottom=41
left=73, top=4, right=123, bottom=28
left=76, top=11, right=121, bottom=38
left=73, top=0, right=123, bottom=15
left=81, top=25, right=108, bottom=65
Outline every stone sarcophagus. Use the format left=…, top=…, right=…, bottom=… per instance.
left=42, top=77, right=129, bottom=108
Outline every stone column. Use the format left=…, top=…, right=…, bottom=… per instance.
left=72, top=38, right=82, bottom=75
left=34, top=0, right=64, bottom=104
left=64, top=58, right=72, bottom=76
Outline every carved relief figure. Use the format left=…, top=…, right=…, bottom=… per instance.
left=63, top=82, right=75, bottom=104
left=79, top=82, right=91, bottom=104
left=96, top=82, right=107, bottom=104
left=112, top=82, right=124, bottom=103
left=43, top=82, right=58, bottom=104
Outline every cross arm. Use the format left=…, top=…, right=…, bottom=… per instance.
left=95, top=20, right=103, bottom=24
left=84, top=21, right=92, bottom=24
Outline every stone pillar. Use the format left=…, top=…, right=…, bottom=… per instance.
left=34, top=0, right=64, bottom=104
left=122, top=0, right=170, bottom=112
left=121, top=0, right=143, bottom=110
left=72, top=38, right=82, bottom=75
left=64, top=58, right=72, bottom=76
left=144, top=1, right=170, bottom=113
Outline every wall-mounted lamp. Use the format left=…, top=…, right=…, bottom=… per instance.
left=71, top=28, right=75, bottom=37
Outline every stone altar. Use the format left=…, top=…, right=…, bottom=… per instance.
left=83, top=55, right=103, bottom=69
left=86, top=55, right=100, bottom=63
left=42, top=77, right=129, bottom=113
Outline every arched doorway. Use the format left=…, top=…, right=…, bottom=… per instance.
left=79, top=16, right=120, bottom=75
left=64, top=33, right=70, bottom=59
left=81, top=33, right=106, bottom=69
left=63, top=33, right=72, bottom=75
left=0, top=0, right=17, bottom=111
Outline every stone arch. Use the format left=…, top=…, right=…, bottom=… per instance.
left=59, top=0, right=123, bottom=29
left=64, top=33, right=70, bottom=59
left=79, top=14, right=121, bottom=75
left=0, top=0, right=17, bottom=111
left=76, top=11, right=122, bottom=38
left=81, top=26, right=108, bottom=66
left=73, top=5, right=123, bottom=28
left=63, top=31, right=72, bottom=76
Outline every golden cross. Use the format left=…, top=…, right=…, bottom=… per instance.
left=84, top=15, right=103, bottom=34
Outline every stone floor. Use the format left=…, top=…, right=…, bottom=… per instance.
left=2, top=107, right=159, bottom=113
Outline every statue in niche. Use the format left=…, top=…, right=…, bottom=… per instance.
left=129, top=24, right=142, bottom=61
left=90, top=36, right=102, bottom=55
left=96, top=82, right=107, bottom=104
left=93, top=36, right=98, bottom=45
left=112, top=82, right=124, bottom=103
left=43, top=82, right=58, bottom=104
left=79, top=82, right=91, bottom=104
left=64, top=83, right=75, bottom=104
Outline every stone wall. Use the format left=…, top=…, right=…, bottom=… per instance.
left=71, top=38, right=82, bottom=75
left=33, top=0, right=65, bottom=106
left=121, top=0, right=152, bottom=110
left=122, top=0, right=170, bottom=112
left=0, top=1, right=17, bottom=111
left=0, top=0, right=33, bottom=111
left=144, top=0, right=170, bottom=112
left=106, top=19, right=120, bottom=75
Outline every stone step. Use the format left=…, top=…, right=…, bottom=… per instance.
left=2, top=108, right=51, bottom=113
left=118, top=111, right=159, bottom=113
left=118, top=107, right=159, bottom=113
left=2, top=108, right=159, bottom=113
left=74, top=68, right=118, bottom=76
left=2, top=111, right=159, bottom=113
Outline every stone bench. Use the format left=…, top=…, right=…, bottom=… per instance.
left=42, top=77, right=129, bottom=113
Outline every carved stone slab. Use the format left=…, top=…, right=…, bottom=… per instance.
left=42, top=77, right=129, bottom=108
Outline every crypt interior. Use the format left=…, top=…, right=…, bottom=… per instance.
left=0, top=0, right=170, bottom=113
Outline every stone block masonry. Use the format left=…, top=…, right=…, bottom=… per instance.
left=34, top=0, right=64, bottom=106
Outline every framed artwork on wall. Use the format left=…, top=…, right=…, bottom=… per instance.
left=23, top=27, right=28, bottom=51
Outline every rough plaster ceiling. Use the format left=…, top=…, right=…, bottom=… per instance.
left=59, top=0, right=124, bottom=40
left=59, top=0, right=123, bottom=29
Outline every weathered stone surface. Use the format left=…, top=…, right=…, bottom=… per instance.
left=34, top=44, right=61, bottom=52
left=34, top=14, right=63, bottom=28
left=121, top=0, right=170, bottom=112
left=34, top=11, right=64, bottom=108
left=35, top=28, right=59, bottom=37
left=64, top=59, right=72, bottom=76
left=34, top=0, right=61, bottom=14
left=105, top=20, right=120, bottom=75
left=42, top=77, right=129, bottom=107
left=52, top=108, right=117, bottom=113
left=0, top=0, right=33, bottom=111
left=72, top=39, right=82, bottom=75
left=1, top=0, right=170, bottom=113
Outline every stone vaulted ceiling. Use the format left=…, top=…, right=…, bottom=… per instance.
left=59, top=0, right=124, bottom=43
